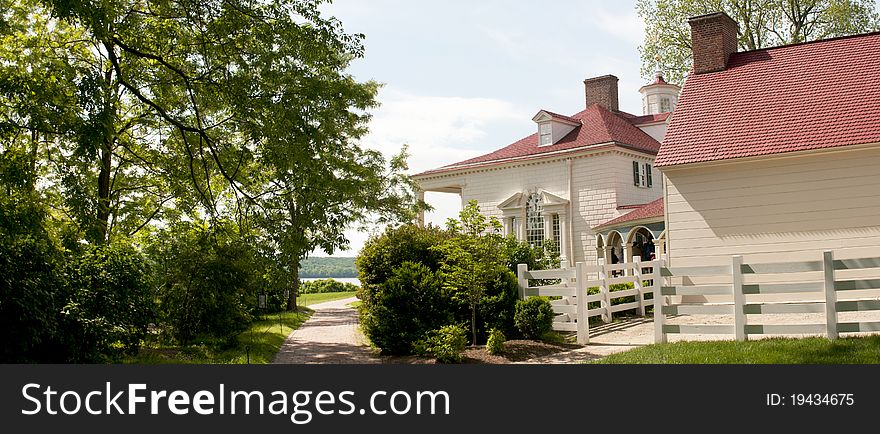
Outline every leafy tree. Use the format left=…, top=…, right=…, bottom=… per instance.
left=434, top=200, right=508, bottom=345
left=638, top=0, right=880, bottom=83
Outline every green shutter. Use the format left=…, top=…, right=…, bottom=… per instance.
left=645, top=163, right=653, bottom=188
left=633, top=161, right=640, bottom=186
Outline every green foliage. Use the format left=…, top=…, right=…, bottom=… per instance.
left=486, top=328, right=505, bottom=355
left=61, top=244, right=155, bottom=362
left=0, top=192, right=64, bottom=362
left=421, top=324, right=468, bottom=364
left=515, top=297, right=555, bottom=340
left=148, top=222, right=266, bottom=346
left=299, top=257, right=358, bottom=278
left=300, top=278, right=358, bottom=294
left=356, top=224, right=450, bottom=306
left=357, top=202, right=560, bottom=354
left=637, top=0, right=880, bottom=84
left=361, top=262, right=452, bottom=355
left=435, top=200, right=507, bottom=345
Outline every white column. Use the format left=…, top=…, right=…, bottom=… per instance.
left=558, top=212, right=568, bottom=263
left=502, top=218, right=511, bottom=237
left=543, top=214, right=553, bottom=242
left=623, top=244, right=632, bottom=276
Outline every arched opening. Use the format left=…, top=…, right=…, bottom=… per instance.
left=626, top=226, right=657, bottom=261
left=605, top=231, right=624, bottom=265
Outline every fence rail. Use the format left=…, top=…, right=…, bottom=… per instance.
left=516, top=259, right=661, bottom=344
left=655, top=251, right=880, bottom=344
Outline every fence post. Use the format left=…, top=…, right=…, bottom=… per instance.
left=653, top=259, right=666, bottom=344
left=517, top=264, right=528, bottom=299
left=732, top=255, right=746, bottom=342
left=634, top=257, right=645, bottom=316
left=823, top=251, right=838, bottom=340
left=576, top=262, right=589, bottom=345
left=599, top=264, right=611, bottom=323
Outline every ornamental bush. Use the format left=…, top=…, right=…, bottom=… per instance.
left=514, top=297, right=555, bottom=340
left=360, top=261, right=452, bottom=355
left=486, top=328, right=505, bottom=355
left=422, top=324, right=468, bottom=363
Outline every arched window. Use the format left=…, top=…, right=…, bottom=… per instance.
left=526, top=193, right=544, bottom=247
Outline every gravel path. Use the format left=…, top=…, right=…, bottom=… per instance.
left=273, top=297, right=379, bottom=364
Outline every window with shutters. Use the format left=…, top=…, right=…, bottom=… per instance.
left=526, top=193, right=544, bottom=247
left=633, top=161, right=653, bottom=188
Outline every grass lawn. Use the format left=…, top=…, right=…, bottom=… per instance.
left=128, top=309, right=312, bottom=364
left=594, top=336, right=880, bottom=364
left=297, top=291, right=357, bottom=306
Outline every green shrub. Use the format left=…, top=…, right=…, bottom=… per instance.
left=471, top=266, right=518, bottom=342
left=486, top=328, right=505, bottom=355
left=422, top=324, right=468, bottom=363
left=148, top=222, right=261, bottom=346
left=515, top=297, right=555, bottom=340
left=300, top=278, right=358, bottom=294
left=361, top=261, right=452, bottom=355
left=0, top=195, right=65, bottom=362
left=356, top=224, right=450, bottom=306
left=61, top=244, right=155, bottom=362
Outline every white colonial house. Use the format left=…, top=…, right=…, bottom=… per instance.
left=412, top=74, right=679, bottom=267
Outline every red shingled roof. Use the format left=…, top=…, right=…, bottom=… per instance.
left=415, top=104, right=661, bottom=176
left=656, top=31, right=880, bottom=167
left=594, top=198, right=664, bottom=230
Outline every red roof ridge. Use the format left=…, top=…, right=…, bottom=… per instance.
left=730, top=29, right=880, bottom=58
left=594, top=198, right=664, bottom=230
left=538, top=109, right=582, bottom=124
left=414, top=104, right=661, bottom=177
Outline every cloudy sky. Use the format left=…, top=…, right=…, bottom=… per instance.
left=313, top=0, right=648, bottom=257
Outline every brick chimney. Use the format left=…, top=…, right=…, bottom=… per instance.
left=583, top=75, right=619, bottom=111
left=689, top=12, right=739, bottom=74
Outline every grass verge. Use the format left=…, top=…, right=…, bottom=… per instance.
left=128, top=309, right=312, bottom=364
left=298, top=291, right=357, bottom=306
left=594, top=336, right=880, bottom=364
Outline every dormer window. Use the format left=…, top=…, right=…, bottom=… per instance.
left=660, top=97, right=672, bottom=113
left=539, top=123, right=552, bottom=146
left=532, top=110, right=579, bottom=147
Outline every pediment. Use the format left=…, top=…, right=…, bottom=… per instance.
left=498, top=192, right=524, bottom=210
left=541, top=191, right=569, bottom=206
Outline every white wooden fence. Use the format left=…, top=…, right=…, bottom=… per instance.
left=516, top=260, right=661, bottom=344
left=656, top=251, right=880, bottom=344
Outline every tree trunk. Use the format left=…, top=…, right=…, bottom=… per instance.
left=286, top=259, right=300, bottom=311
left=471, top=301, right=477, bottom=346
left=96, top=144, right=112, bottom=242
left=94, top=67, right=115, bottom=244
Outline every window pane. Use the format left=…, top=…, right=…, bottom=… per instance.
left=526, top=193, right=544, bottom=247
left=552, top=214, right=561, bottom=254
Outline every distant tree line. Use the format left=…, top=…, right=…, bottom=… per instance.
left=299, top=257, right=358, bottom=278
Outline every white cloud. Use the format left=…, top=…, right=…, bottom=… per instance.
left=362, top=87, right=530, bottom=172
left=587, top=7, right=645, bottom=45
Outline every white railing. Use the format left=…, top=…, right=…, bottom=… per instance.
left=516, top=260, right=662, bottom=344
left=655, top=251, right=880, bottom=344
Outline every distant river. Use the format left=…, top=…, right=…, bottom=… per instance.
left=301, top=277, right=361, bottom=286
